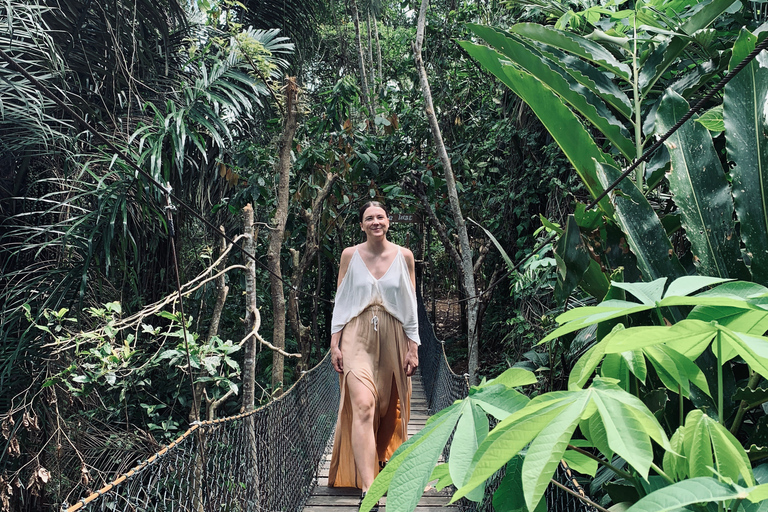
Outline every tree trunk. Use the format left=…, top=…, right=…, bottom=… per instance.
left=367, top=10, right=374, bottom=92
left=207, top=225, right=229, bottom=341
left=242, top=205, right=258, bottom=409
left=241, top=205, right=261, bottom=502
left=287, top=172, right=338, bottom=370
left=372, top=12, right=383, bottom=92
left=413, top=0, right=479, bottom=384
left=268, top=77, right=300, bottom=396
left=350, top=0, right=374, bottom=119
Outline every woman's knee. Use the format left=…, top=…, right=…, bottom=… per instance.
left=352, top=396, right=375, bottom=423
left=348, top=377, right=376, bottom=422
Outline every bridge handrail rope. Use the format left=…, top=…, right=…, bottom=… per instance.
left=62, top=351, right=339, bottom=512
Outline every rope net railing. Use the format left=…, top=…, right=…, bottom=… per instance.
left=416, top=292, right=597, bottom=512
left=62, top=353, right=339, bottom=512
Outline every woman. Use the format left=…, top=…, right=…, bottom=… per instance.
left=328, top=201, right=420, bottom=505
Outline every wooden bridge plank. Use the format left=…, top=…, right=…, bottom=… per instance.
left=304, top=371, right=458, bottom=511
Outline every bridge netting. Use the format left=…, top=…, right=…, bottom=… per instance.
left=62, top=296, right=596, bottom=512
left=61, top=354, right=340, bottom=512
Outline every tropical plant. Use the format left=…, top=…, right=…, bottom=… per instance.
left=362, top=276, right=768, bottom=511
left=459, top=0, right=768, bottom=293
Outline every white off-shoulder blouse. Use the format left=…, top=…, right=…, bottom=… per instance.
left=330, top=247, right=421, bottom=344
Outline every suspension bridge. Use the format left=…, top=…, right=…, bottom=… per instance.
left=60, top=297, right=596, bottom=512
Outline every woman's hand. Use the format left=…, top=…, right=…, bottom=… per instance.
left=331, top=331, right=343, bottom=373
left=404, top=340, right=419, bottom=377
left=331, top=345, right=343, bottom=373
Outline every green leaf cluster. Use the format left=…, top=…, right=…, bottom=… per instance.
left=369, top=276, right=768, bottom=511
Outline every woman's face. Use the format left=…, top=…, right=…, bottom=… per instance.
left=360, top=206, right=389, bottom=239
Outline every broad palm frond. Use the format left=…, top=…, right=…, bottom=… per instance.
left=132, top=30, right=293, bottom=210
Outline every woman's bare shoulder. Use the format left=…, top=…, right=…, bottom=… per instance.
left=339, top=245, right=358, bottom=266
left=341, top=245, right=358, bottom=259
left=399, top=246, right=415, bottom=261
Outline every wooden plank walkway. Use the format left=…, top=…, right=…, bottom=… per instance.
left=304, top=371, right=459, bottom=511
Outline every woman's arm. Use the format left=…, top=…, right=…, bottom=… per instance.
left=402, top=248, right=419, bottom=376
left=403, top=248, right=417, bottom=292
left=331, top=246, right=356, bottom=373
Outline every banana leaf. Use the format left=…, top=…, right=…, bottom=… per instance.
left=595, top=160, right=686, bottom=281
left=725, top=28, right=768, bottom=285
left=656, top=89, right=750, bottom=280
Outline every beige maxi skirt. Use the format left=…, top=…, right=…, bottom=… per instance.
left=328, top=305, right=412, bottom=488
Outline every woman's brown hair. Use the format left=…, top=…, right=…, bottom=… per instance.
left=358, top=201, right=389, bottom=222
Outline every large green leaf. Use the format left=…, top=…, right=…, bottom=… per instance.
left=467, top=25, right=635, bottom=159
left=541, top=276, right=738, bottom=344
left=471, top=383, right=531, bottom=421
left=449, top=401, right=488, bottom=502
left=656, top=90, right=749, bottom=280
left=600, top=352, right=631, bottom=391
left=492, top=456, right=547, bottom=512
left=625, top=477, right=758, bottom=511
left=664, top=427, right=687, bottom=481
left=554, top=215, right=592, bottom=304
left=569, top=325, right=620, bottom=390
left=595, top=161, right=686, bottom=282
left=364, top=369, right=534, bottom=511
left=508, top=23, right=632, bottom=81
left=688, top=306, right=768, bottom=336
left=362, top=405, right=463, bottom=512
left=489, top=367, right=539, bottom=389
left=453, top=395, right=573, bottom=500
left=589, top=379, right=670, bottom=474
left=539, top=45, right=632, bottom=120
left=725, top=28, right=768, bottom=286
left=458, top=41, right=614, bottom=215
left=604, top=320, right=768, bottom=381
left=521, top=397, right=588, bottom=510
left=562, top=444, right=598, bottom=477
left=641, top=0, right=739, bottom=96
left=455, top=380, right=669, bottom=501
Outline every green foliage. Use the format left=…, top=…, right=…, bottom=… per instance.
left=30, top=302, right=242, bottom=439
left=361, top=368, right=536, bottom=512
left=368, top=276, right=768, bottom=511
left=459, top=1, right=768, bottom=306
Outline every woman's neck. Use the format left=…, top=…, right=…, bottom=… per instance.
left=364, top=237, right=390, bottom=255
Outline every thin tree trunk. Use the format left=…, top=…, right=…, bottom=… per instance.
left=207, top=225, right=229, bottom=341
left=414, top=0, right=479, bottom=384
left=242, top=206, right=258, bottom=409
left=241, top=205, right=261, bottom=502
left=372, top=11, right=383, bottom=94
left=287, top=173, right=338, bottom=370
left=312, top=250, right=321, bottom=361
left=350, top=0, right=374, bottom=119
left=268, top=78, right=300, bottom=396
left=367, top=10, right=374, bottom=92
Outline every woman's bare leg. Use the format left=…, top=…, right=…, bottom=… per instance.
left=346, top=373, right=377, bottom=491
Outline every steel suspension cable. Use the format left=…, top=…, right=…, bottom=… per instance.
left=0, top=46, right=333, bottom=304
